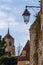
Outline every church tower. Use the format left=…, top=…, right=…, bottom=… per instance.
left=4, top=28, right=15, bottom=56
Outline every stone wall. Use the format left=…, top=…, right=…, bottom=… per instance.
left=30, top=28, right=36, bottom=65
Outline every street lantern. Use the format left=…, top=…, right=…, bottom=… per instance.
left=22, top=5, right=40, bottom=24
left=22, top=8, right=30, bottom=24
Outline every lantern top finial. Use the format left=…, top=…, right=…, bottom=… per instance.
left=22, top=8, right=30, bottom=16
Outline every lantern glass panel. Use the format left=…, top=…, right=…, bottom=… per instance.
left=23, top=15, right=30, bottom=24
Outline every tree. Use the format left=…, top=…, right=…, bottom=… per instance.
left=0, top=56, right=18, bottom=65
left=0, top=36, right=6, bottom=57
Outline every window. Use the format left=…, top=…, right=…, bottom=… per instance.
left=39, top=51, right=42, bottom=55
left=9, top=41, right=12, bottom=46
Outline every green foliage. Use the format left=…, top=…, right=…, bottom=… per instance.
left=0, top=56, right=18, bottom=65
left=0, top=36, right=6, bottom=57
left=35, top=14, right=40, bottom=33
left=34, top=14, right=40, bottom=49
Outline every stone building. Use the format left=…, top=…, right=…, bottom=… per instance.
left=4, top=28, right=15, bottom=56
left=29, top=0, right=43, bottom=65
left=17, top=40, right=30, bottom=65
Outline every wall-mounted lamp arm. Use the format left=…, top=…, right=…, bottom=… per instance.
left=26, top=6, right=41, bottom=8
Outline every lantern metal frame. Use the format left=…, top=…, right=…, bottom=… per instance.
left=22, top=5, right=41, bottom=24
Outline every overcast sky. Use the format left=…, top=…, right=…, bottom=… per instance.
left=0, top=0, right=40, bottom=54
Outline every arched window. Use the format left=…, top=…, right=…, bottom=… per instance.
left=39, top=51, right=42, bottom=55
left=9, top=41, right=12, bottom=46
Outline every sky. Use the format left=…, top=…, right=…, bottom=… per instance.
left=0, top=0, right=40, bottom=55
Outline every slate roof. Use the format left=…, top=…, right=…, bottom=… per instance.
left=4, top=33, right=14, bottom=40
left=4, top=28, right=14, bottom=40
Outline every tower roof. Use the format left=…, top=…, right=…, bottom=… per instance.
left=4, top=28, right=14, bottom=40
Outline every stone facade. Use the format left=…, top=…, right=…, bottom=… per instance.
left=4, top=28, right=15, bottom=56
left=29, top=0, right=43, bottom=65
left=29, top=22, right=36, bottom=65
